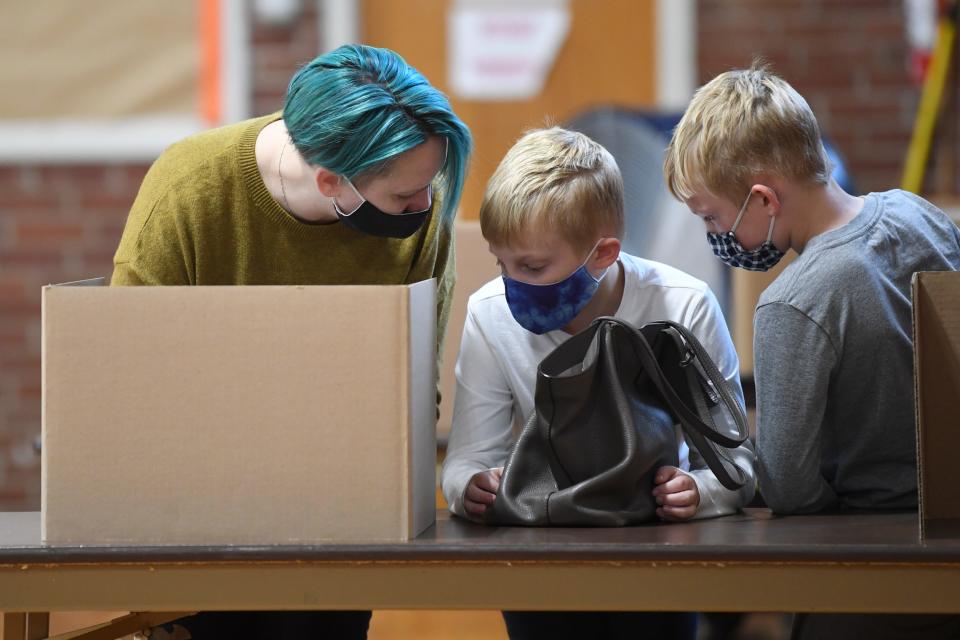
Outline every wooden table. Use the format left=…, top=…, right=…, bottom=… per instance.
left=2, top=508, right=959, bottom=638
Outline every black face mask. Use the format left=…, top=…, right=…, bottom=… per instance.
left=332, top=180, right=432, bottom=239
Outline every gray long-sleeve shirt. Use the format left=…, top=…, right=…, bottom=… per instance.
left=755, top=190, right=960, bottom=514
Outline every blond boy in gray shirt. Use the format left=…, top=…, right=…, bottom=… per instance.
left=664, top=63, right=960, bottom=640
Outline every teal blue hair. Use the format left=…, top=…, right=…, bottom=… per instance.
left=283, top=44, right=472, bottom=222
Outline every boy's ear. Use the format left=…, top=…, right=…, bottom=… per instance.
left=751, top=183, right=782, bottom=217
left=593, top=237, right=621, bottom=269
left=315, top=167, right=343, bottom=198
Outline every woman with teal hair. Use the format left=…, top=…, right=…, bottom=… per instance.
left=282, top=44, right=470, bottom=229
left=111, top=44, right=471, bottom=639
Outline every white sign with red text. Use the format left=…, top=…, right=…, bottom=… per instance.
left=448, top=1, right=571, bottom=101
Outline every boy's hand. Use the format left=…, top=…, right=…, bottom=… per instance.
left=652, top=466, right=700, bottom=522
left=464, top=467, right=504, bottom=520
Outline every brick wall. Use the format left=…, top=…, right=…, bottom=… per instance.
left=0, top=166, right=150, bottom=508
left=0, top=5, right=319, bottom=510
left=251, top=2, right=320, bottom=116
left=698, top=0, right=919, bottom=194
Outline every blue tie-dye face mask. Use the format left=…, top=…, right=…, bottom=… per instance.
left=503, top=243, right=606, bottom=335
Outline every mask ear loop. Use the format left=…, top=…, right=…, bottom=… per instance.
left=763, top=214, right=777, bottom=244
left=331, top=177, right=365, bottom=217
left=584, top=238, right=611, bottom=284
left=729, top=190, right=754, bottom=234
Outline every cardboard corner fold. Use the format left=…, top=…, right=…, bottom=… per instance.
left=912, top=271, right=960, bottom=539
left=49, top=277, right=107, bottom=288
left=41, top=277, right=110, bottom=540
left=408, top=279, right=438, bottom=539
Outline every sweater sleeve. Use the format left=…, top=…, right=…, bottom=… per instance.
left=754, top=302, right=839, bottom=514
left=111, top=182, right=196, bottom=286
left=681, top=287, right=758, bottom=519
left=432, top=217, right=456, bottom=386
left=407, top=212, right=455, bottom=416
left=440, top=304, right=516, bottom=518
left=402, top=182, right=457, bottom=414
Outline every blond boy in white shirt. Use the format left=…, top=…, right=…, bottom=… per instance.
left=441, top=127, right=757, bottom=640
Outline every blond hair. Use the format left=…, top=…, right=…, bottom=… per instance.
left=664, top=62, right=831, bottom=203
left=480, top=127, right=624, bottom=253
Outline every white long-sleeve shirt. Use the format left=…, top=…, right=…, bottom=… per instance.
left=441, top=252, right=756, bottom=519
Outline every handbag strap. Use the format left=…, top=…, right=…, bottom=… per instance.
left=540, top=317, right=749, bottom=447
left=603, top=317, right=750, bottom=489
left=653, top=321, right=750, bottom=447
left=538, top=316, right=750, bottom=490
left=538, top=318, right=607, bottom=375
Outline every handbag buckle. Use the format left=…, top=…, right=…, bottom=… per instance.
left=679, top=349, right=722, bottom=405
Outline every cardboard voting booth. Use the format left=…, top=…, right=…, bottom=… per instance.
left=41, top=279, right=437, bottom=545
left=912, top=271, right=960, bottom=538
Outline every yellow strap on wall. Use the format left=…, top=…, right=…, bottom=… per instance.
left=902, top=11, right=957, bottom=194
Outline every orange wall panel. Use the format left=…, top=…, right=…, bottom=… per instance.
left=362, top=0, right=657, bottom=219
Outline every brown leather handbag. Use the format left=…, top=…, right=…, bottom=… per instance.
left=485, top=317, right=750, bottom=526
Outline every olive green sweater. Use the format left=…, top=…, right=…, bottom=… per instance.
left=112, top=113, right=456, bottom=392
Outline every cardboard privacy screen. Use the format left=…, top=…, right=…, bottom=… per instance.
left=912, top=271, right=960, bottom=539
left=42, top=280, right=437, bottom=545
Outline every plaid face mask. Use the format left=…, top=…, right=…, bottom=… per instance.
left=706, top=191, right=785, bottom=271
